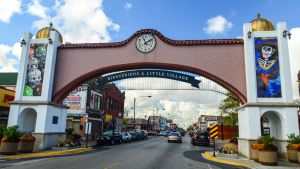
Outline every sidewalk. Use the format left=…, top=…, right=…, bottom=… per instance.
left=0, top=141, right=97, bottom=160
left=203, top=151, right=300, bottom=169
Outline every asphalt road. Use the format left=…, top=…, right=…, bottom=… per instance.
left=0, top=136, right=247, bottom=169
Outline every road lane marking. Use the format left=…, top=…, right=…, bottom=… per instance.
left=104, top=162, right=120, bottom=169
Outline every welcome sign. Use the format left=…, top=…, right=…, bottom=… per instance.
left=96, top=69, right=201, bottom=88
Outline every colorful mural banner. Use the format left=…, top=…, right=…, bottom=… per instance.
left=255, top=37, right=281, bottom=98
left=23, top=43, right=48, bottom=96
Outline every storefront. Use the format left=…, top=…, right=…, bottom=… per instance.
left=0, top=87, right=15, bottom=127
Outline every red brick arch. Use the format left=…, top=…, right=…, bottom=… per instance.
left=52, top=29, right=246, bottom=104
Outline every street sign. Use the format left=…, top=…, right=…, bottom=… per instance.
left=209, top=123, right=218, bottom=139
left=209, top=123, right=218, bottom=157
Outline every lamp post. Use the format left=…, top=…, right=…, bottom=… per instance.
left=133, top=95, right=151, bottom=128
left=82, top=83, right=90, bottom=148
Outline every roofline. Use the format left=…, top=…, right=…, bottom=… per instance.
left=59, top=29, right=244, bottom=49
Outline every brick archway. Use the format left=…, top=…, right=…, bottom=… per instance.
left=53, top=63, right=246, bottom=104
left=52, top=29, right=246, bottom=104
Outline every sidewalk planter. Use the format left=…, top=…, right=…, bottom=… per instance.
left=0, top=141, right=19, bottom=155
left=0, top=125, right=21, bottom=155
left=286, top=134, right=300, bottom=163
left=18, top=141, right=34, bottom=153
left=258, top=150, right=277, bottom=166
left=286, top=143, right=300, bottom=163
left=18, top=134, right=35, bottom=153
left=287, top=149, right=298, bottom=163
left=297, top=151, right=300, bottom=163
left=250, top=143, right=261, bottom=162
left=224, top=143, right=238, bottom=153
left=257, top=136, right=278, bottom=166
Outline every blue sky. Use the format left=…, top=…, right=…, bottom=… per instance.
left=1, top=0, right=300, bottom=127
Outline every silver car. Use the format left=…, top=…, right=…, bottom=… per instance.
left=167, top=132, right=182, bottom=143
left=122, top=132, right=132, bottom=143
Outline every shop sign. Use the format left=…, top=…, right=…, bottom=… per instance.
left=105, top=114, right=112, bottom=122
left=0, top=88, right=15, bottom=107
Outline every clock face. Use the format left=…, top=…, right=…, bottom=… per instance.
left=136, top=34, right=156, bottom=53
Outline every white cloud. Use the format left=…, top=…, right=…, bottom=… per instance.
left=0, top=0, right=22, bottom=23
left=125, top=2, right=132, bottom=10
left=0, top=44, right=18, bottom=72
left=288, top=28, right=300, bottom=99
left=27, top=0, right=48, bottom=18
left=30, top=0, right=120, bottom=43
left=12, top=42, right=22, bottom=60
left=204, top=15, right=233, bottom=35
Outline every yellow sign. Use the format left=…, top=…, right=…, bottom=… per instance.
left=209, top=123, right=218, bottom=139
left=0, top=88, right=15, bottom=107
left=105, top=114, right=112, bottom=122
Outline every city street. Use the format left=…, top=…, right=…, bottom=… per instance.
left=0, top=136, right=246, bottom=169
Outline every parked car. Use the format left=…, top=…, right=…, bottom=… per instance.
left=158, top=131, right=165, bottom=136
left=140, top=130, right=148, bottom=139
left=189, top=131, right=195, bottom=137
left=191, top=130, right=210, bottom=146
left=121, top=132, right=132, bottom=143
left=164, top=131, right=170, bottom=137
left=129, top=130, right=142, bottom=141
left=167, top=132, right=182, bottom=143
left=97, top=130, right=123, bottom=145
left=148, top=131, right=158, bottom=136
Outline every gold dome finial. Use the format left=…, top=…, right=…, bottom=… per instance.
left=251, top=13, right=275, bottom=31
left=36, top=22, right=63, bottom=43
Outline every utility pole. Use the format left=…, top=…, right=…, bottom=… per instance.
left=133, top=98, right=136, bottom=129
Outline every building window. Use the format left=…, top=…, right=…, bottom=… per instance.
left=52, top=116, right=59, bottom=124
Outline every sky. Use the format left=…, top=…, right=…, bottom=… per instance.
left=1, top=0, right=300, bottom=129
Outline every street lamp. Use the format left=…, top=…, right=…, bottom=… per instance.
left=82, top=83, right=90, bottom=148
left=133, top=95, right=151, bottom=128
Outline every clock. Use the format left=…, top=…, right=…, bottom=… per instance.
left=136, top=34, right=156, bottom=53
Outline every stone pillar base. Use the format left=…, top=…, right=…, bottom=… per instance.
left=32, top=132, right=66, bottom=152
left=238, top=138, right=257, bottom=158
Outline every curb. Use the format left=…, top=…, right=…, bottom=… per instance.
left=3, top=147, right=94, bottom=160
left=203, top=151, right=249, bottom=167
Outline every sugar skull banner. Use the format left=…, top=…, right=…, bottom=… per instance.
left=255, top=37, right=281, bottom=98
left=23, top=43, right=47, bottom=96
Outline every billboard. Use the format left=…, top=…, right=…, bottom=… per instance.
left=63, top=87, right=87, bottom=110
left=23, top=43, right=48, bottom=96
left=255, top=37, right=281, bottom=97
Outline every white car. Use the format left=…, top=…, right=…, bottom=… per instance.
left=167, top=132, right=182, bottom=143
left=122, top=132, right=132, bottom=143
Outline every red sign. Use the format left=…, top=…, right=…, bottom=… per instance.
left=4, top=94, right=14, bottom=102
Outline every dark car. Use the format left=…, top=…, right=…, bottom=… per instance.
left=191, top=130, right=210, bottom=146
left=97, top=130, right=123, bottom=145
left=129, top=130, right=142, bottom=141
left=140, top=130, right=148, bottom=139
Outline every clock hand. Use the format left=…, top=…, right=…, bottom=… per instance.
left=142, top=37, right=147, bottom=45
left=145, top=38, right=153, bottom=43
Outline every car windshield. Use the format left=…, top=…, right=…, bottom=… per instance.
left=169, top=132, right=180, bottom=136
left=123, top=132, right=128, bottom=136
left=103, top=130, right=113, bottom=135
left=196, top=131, right=208, bottom=136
